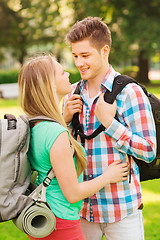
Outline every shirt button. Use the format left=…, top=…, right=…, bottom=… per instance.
left=88, top=155, right=91, bottom=158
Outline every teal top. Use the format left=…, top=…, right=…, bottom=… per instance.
left=28, top=121, right=83, bottom=220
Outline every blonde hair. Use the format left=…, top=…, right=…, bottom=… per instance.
left=18, top=55, right=87, bottom=176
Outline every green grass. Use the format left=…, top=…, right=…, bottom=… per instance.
left=145, top=81, right=160, bottom=98
left=141, top=179, right=160, bottom=240
left=0, top=98, right=19, bottom=108
left=0, top=99, right=22, bottom=118
left=0, top=221, right=28, bottom=240
left=1, top=180, right=160, bottom=239
left=0, top=83, right=160, bottom=239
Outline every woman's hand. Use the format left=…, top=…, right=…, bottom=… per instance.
left=104, top=160, right=129, bottom=184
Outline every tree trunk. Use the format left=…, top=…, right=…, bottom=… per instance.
left=137, top=50, right=150, bottom=84
left=19, top=47, right=26, bottom=65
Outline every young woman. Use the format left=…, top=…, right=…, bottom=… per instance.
left=18, top=55, right=129, bottom=240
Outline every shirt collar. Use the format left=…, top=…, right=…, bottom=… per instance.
left=101, top=65, right=119, bottom=92
left=79, top=65, right=120, bottom=95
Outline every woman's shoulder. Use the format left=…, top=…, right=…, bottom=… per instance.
left=34, top=121, right=67, bottom=131
left=32, top=121, right=69, bottom=140
left=32, top=121, right=69, bottom=152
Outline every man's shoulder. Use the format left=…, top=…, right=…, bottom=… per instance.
left=121, top=81, right=144, bottom=95
left=116, top=79, right=149, bottom=107
left=114, top=74, right=142, bottom=94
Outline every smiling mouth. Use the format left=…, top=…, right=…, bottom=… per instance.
left=80, top=68, right=88, bottom=74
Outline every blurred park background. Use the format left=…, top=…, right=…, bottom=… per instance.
left=0, top=0, right=160, bottom=88
left=0, top=0, right=160, bottom=239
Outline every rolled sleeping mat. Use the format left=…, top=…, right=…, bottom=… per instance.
left=13, top=201, right=56, bottom=238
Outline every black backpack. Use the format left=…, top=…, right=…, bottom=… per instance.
left=72, top=75, right=160, bottom=182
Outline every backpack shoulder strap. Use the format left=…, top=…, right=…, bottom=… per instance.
left=29, top=115, right=57, bottom=123
left=22, top=115, right=57, bottom=128
left=104, top=75, right=137, bottom=104
left=72, top=81, right=86, bottom=143
left=72, top=75, right=137, bottom=142
left=19, top=114, right=57, bottom=124
left=72, top=81, right=104, bottom=142
left=73, top=81, right=81, bottom=95
left=28, top=167, right=55, bottom=202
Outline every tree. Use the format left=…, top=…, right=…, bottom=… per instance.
left=67, top=0, right=160, bottom=83
left=0, top=0, right=72, bottom=64
left=110, top=0, right=160, bottom=83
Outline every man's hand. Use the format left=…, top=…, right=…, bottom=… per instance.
left=94, top=93, right=117, bottom=129
left=63, top=94, right=83, bottom=124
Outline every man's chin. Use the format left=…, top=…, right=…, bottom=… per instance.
left=80, top=74, right=88, bottom=80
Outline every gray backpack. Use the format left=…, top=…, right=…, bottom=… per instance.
left=0, top=114, right=56, bottom=222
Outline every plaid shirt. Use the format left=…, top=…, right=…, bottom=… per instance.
left=63, top=65, right=156, bottom=223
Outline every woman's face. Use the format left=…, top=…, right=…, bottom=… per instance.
left=54, top=61, right=72, bottom=100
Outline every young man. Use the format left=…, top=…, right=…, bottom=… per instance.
left=63, top=17, right=156, bottom=240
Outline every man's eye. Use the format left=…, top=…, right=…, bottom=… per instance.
left=83, top=55, right=89, bottom=58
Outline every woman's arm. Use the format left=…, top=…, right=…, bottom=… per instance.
left=50, top=131, right=129, bottom=203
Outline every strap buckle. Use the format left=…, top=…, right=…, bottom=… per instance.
left=43, top=177, right=52, bottom=187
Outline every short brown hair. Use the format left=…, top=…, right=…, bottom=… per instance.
left=66, top=17, right=112, bottom=50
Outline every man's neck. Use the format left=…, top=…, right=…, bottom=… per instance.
left=87, top=64, right=110, bottom=98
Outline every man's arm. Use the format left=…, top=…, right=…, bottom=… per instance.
left=96, top=83, right=156, bottom=163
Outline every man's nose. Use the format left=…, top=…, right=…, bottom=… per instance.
left=75, top=57, right=84, bottom=67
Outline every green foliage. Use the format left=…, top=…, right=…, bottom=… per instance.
left=0, top=0, right=72, bottom=64
left=0, top=0, right=159, bottom=83
left=67, top=68, right=81, bottom=84
left=0, top=68, right=80, bottom=85
left=70, top=0, right=160, bottom=84
left=0, top=69, right=18, bottom=84
left=119, top=65, right=139, bottom=79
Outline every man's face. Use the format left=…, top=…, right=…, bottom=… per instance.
left=71, top=39, right=107, bottom=82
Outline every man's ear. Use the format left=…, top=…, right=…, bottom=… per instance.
left=101, top=45, right=110, bottom=56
